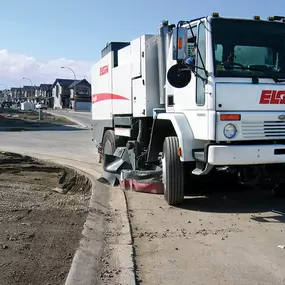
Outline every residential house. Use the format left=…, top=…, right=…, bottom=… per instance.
left=52, top=79, right=75, bottom=109
left=34, top=86, right=41, bottom=98
left=10, top=87, right=24, bottom=100
left=36, top=84, right=53, bottom=107
left=22, top=85, right=34, bottom=99
left=69, top=79, right=91, bottom=111
left=39, top=84, right=52, bottom=98
left=51, top=78, right=91, bottom=110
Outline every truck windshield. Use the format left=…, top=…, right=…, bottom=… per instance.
left=211, top=18, right=285, bottom=80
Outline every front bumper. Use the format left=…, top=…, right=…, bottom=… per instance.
left=207, top=144, right=285, bottom=165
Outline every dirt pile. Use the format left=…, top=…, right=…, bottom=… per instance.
left=0, top=151, right=91, bottom=285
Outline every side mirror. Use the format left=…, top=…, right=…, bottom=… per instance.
left=167, top=63, right=192, bottom=88
left=172, top=27, right=188, bottom=61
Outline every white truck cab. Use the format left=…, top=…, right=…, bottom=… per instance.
left=166, top=14, right=285, bottom=174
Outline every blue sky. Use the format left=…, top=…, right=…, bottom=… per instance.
left=1, top=0, right=285, bottom=61
left=0, top=0, right=285, bottom=87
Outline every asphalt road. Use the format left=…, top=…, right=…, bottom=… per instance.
left=1, top=130, right=94, bottom=162
left=2, top=112, right=285, bottom=285
left=127, top=189, right=285, bottom=285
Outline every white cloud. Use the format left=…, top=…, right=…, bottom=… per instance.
left=0, top=49, right=94, bottom=88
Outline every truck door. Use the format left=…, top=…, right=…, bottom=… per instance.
left=194, top=20, right=212, bottom=140
left=171, top=21, right=213, bottom=141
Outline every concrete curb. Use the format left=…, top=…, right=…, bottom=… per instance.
left=44, top=111, right=89, bottom=129
left=0, top=150, right=136, bottom=285
left=65, top=170, right=110, bottom=285
left=67, top=110, right=91, bottom=114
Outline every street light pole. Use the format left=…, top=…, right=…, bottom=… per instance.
left=61, top=66, right=77, bottom=111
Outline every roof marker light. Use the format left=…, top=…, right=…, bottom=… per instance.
left=212, top=12, right=219, bottom=17
left=253, top=15, right=260, bottom=20
left=273, top=16, right=285, bottom=21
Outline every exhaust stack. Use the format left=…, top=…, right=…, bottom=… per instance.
left=157, top=20, right=171, bottom=105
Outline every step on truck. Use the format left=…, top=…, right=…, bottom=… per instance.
left=91, top=13, right=285, bottom=205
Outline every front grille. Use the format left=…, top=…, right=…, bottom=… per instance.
left=242, top=121, right=285, bottom=139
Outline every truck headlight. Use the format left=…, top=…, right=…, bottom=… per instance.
left=223, top=123, right=236, bottom=139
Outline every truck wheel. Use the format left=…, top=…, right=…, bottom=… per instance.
left=162, top=136, right=184, bottom=205
left=102, top=130, right=125, bottom=163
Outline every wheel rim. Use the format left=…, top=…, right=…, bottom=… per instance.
left=103, top=140, right=113, bottom=165
left=104, top=140, right=113, bottom=155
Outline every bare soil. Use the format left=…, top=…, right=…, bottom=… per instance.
left=0, top=108, right=76, bottom=129
left=0, top=151, right=91, bottom=285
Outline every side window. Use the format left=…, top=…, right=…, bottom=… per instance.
left=187, top=26, right=197, bottom=57
left=215, top=44, right=223, bottom=62
left=188, top=42, right=196, bottom=57
left=196, top=22, right=206, bottom=106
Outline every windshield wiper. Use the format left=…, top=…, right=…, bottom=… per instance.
left=239, top=67, right=285, bottom=83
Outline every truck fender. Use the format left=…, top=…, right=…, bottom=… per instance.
left=147, top=113, right=195, bottom=162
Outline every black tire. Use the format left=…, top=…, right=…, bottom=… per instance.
left=162, top=136, right=184, bottom=205
left=102, top=130, right=126, bottom=163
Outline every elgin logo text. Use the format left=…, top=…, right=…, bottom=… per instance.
left=259, top=90, right=285, bottom=104
left=100, top=65, right=108, bottom=76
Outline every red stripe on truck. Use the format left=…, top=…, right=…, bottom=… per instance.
left=100, top=65, right=109, bottom=76
left=92, top=93, right=129, bottom=104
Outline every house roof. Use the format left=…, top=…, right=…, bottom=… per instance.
left=39, top=84, right=52, bottom=90
left=68, top=80, right=81, bottom=88
left=52, top=78, right=76, bottom=88
left=69, top=79, right=91, bottom=88
left=22, top=85, right=33, bottom=90
left=11, top=87, right=21, bottom=91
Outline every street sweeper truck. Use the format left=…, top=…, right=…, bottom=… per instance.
left=91, top=13, right=285, bottom=205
